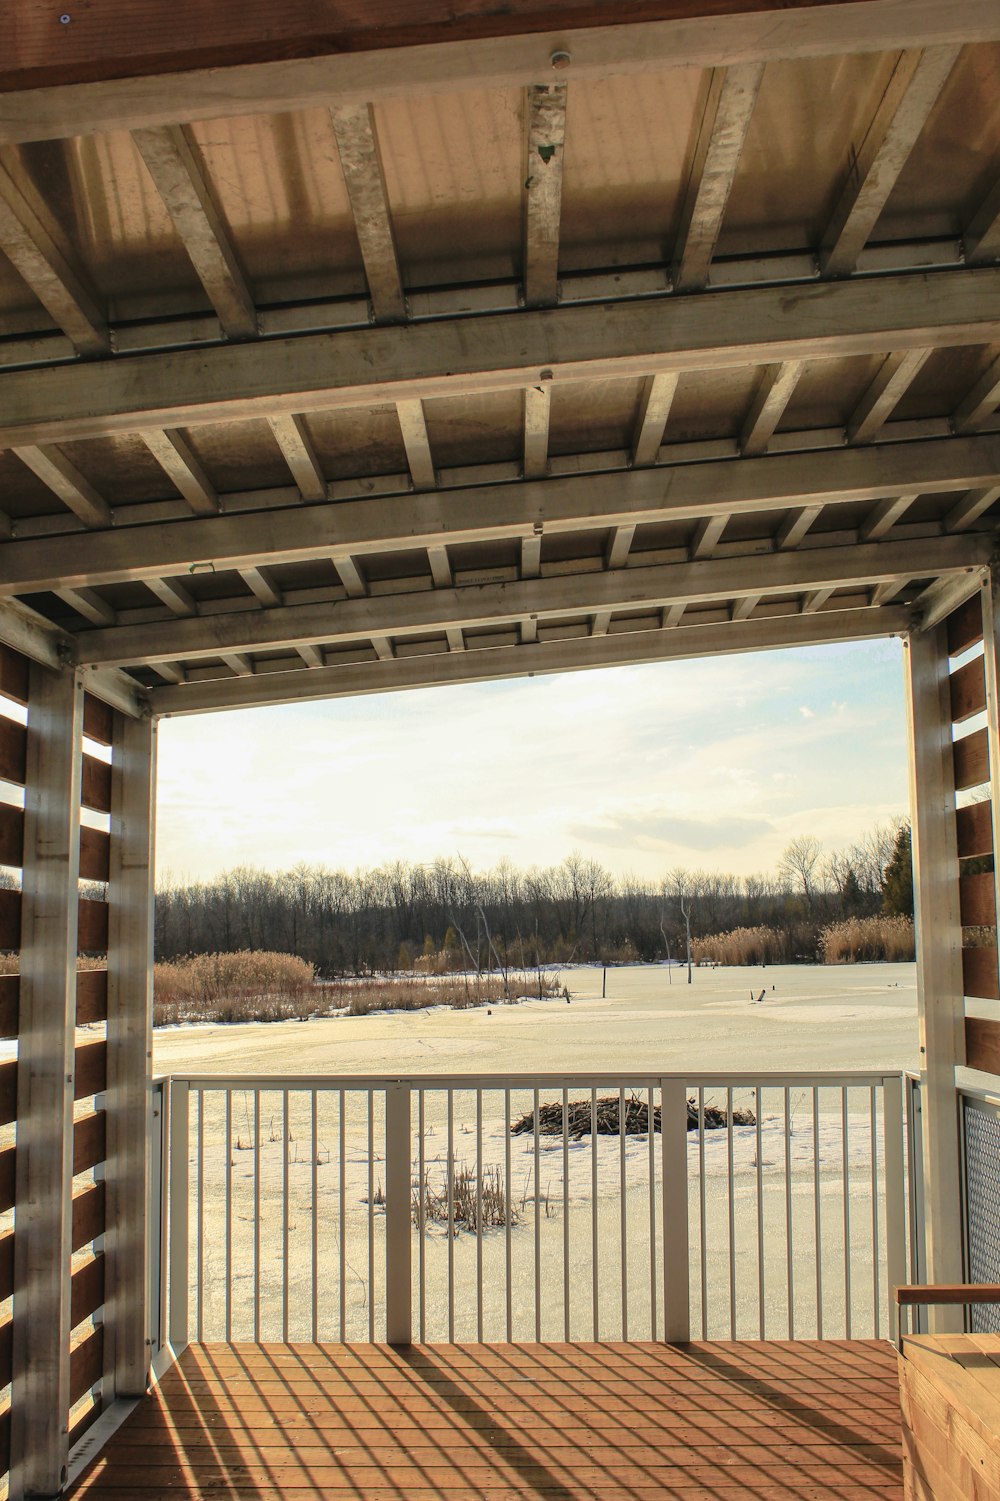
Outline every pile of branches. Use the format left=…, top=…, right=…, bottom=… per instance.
left=510, top=1094, right=755, bottom=1140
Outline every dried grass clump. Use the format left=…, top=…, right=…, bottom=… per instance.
left=691, top=926, right=788, bottom=966
left=413, top=1161, right=517, bottom=1234
left=0, top=954, right=106, bottom=976
left=341, top=971, right=560, bottom=1017
left=819, top=915, right=915, bottom=964
left=154, top=951, right=317, bottom=1025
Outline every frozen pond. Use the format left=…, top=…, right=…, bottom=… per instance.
left=154, top=963, right=919, bottom=1347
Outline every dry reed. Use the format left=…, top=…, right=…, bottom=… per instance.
left=818, top=915, right=915, bottom=963
left=691, top=925, right=789, bottom=966
left=412, top=1160, right=517, bottom=1234
left=154, top=951, right=317, bottom=1025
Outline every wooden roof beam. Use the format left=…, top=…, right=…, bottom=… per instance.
left=148, top=606, right=912, bottom=718
left=133, top=125, right=257, bottom=340
left=963, top=172, right=1000, bottom=265
left=240, top=567, right=281, bottom=608
left=820, top=46, right=961, bottom=278
left=523, top=385, right=550, bottom=480
left=691, top=514, right=728, bottom=559
left=954, top=355, right=1000, bottom=432
left=523, top=82, right=567, bottom=309
left=740, top=361, right=804, bottom=457
left=14, top=445, right=111, bottom=528
left=673, top=63, right=764, bottom=293
left=946, top=485, right=1000, bottom=532
left=145, top=577, right=196, bottom=615
left=858, top=492, right=918, bottom=542
left=632, top=373, right=678, bottom=468
left=267, top=415, right=326, bottom=501
left=140, top=428, right=219, bottom=515
left=847, top=348, right=932, bottom=444
left=606, top=525, right=635, bottom=571
left=775, top=505, right=823, bottom=551
left=428, top=547, right=452, bottom=589
left=73, top=532, right=984, bottom=668
left=3, top=266, right=999, bottom=447
left=334, top=557, right=367, bottom=599
left=396, top=399, right=436, bottom=489
left=56, top=587, right=115, bottom=626
left=0, top=151, right=109, bottom=355
left=5, top=432, right=999, bottom=596
left=331, top=103, right=405, bottom=324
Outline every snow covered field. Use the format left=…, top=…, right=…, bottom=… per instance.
left=156, top=962, right=919, bottom=1346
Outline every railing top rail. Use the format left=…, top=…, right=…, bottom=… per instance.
left=153, top=1068, right=906, bottom=1091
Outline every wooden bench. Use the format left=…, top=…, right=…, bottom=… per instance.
left=895, top=1285, right=1000, bottom=1501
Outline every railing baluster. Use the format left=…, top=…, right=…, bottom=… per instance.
left=311, top=1090, right=319, bottom=1343
left=477, top=1088, right=484, bottom=1343
left=813, top=1085, right=823, bottom=1339
left=533, top=1085, right=541, bottom=1342
left=168, top=1078, right=189, bottom=1350
left=661, top=1079, right=690, bottom=1342
left=698, top=1087, right=707, bottom=1339
left=870, top=1084, right=880, bottom=1340
left=283, top=1087, right=290, bottom=1343
left=842, top=1086, right=852, bottom=1339
left=339, top=1088, right=346, bottom=1342
left=225, top=1090, right=232, bottom=1343
left=448, top=1088, right=455, bottom=1342
left=197, top=1089, right=204, bottom=1343
left=784, top=1086, right=793, bottom=1340
left=504, top=1088, right=512, bottom=1343
left=727, top=1086, right=735, bottom=1340
left=419, top=1089, right=427, bottom=1343
left=756, top=1085, right=764, bottom=1338
left=620, top=1085, right=628, bottom=1340
left=253, top=1091, right=260, bottom=1343
left=367, top=1087, right=375, bottom=1343
left=386, top=1082, right=412, bottom=1346
left=591, top=1088, right=598, bottom=1341
left=647, top=1084, right=656, bottom=1341
left=882, top=1074, right=907, bottom=1346
left=563, top=1085, right=570, bottom=1342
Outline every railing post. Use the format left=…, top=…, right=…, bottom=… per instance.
left=660, top=1078, right=690, bottom=1342
left=168, top=1079, right=190, bottom=1350
left=385, top=1082, right=412, bottom=1345
left=147, top=1081, right=165, bottom=1356
left=883, top=1074, right=907, bottom=1344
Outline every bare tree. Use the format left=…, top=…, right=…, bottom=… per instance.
left=778, top=836, right=823, bottom=906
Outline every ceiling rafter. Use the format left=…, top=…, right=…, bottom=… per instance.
left=523, top=385, right=551, bottom=480
left=673, top=63, right=764, bottom=293
left=523, top=82, right=567, bottom=309
left=819, top=46, right=961, bottom=278
left=632, top=373, right=678, bottom=468
left=267, top=415, right=326, bottom=501
left=330, top=103, right=405, bottom=324
left=140, top=428, right=219, bottom=515
left=396, top=399, right=436, bottom=489
left=740, top=361, right=804, bottom=457
left=847, top=349, right=932, bottom=444
left=133, top=124, right=258, bottom=340
left=13, top=445, right=111, bottom=529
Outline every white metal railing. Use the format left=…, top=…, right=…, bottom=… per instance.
left=151, top=1070, right=914, bottom=1349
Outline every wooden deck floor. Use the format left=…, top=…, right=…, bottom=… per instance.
left=69, top=1340, right=904, bottom=1499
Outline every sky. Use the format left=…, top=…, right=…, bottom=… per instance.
left=154, top=637, right=910, bottom=885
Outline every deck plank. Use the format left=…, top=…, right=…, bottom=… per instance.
left=68, top=1340, right=903, bottom=1500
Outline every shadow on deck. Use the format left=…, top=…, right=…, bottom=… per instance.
left=69, top=1340, right=904, bottom=1498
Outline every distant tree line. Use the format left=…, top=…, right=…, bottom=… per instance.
left=155, top=820, right=913, bottom=975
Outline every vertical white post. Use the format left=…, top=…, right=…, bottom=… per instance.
left=660, top=1078, right=690, bottom=1341
left=905, top=627, right=966, bottom=1329
left=168, top=1079, right=190, bottom=1350
left=882, top=1075, right=907, bottom=1344
left=106, top=712, right=156, bottom=1397
left=385, top=1083, right=412, bottom=1345
left=11, top=664, right=83, bottom=1499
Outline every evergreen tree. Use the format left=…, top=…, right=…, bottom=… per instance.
left=881, top=825, right=913, bottom=917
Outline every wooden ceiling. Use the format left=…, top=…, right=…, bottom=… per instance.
left=2, top=0, right=1000, bottom=716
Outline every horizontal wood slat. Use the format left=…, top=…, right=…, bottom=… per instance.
left=82, top=695, right=114, bottom=747
left=0, top=888, right=19, bottom=951
left=959, top=870, right=996, bottom=927
left=0, top=647, right=28, bottom=707
left=0, top=1145, right=13, bottom=1215
left=0, top=1228, right=12, bottom=1302
left=72, top=1181, right=106, bottom=1253
left=0, top=804, right=20, bottom=871
left=0, top=1061, right=15, bottom=1128
left=957, top=800, right=993, bottom=860
left=70, top=1326, right=104, bottom=1407
left=950, top=656, right=987, bottom=724
left=965, top=1015, right=1000, bottom=1075
left=78, top=897, right=108, bottom=955
left=0, top=974, right=17, bottom=1039
left=0, top=718, right=26, bottom=787
left=75, top=1039, right=106, bottom=1100
left=80, top=823, right=110, bottom=883
left=954, top=728, right=990, bottom=791
left=74, top=1111, right=106, bottom=1177
left=964, top=944, right=1000, bottom=1000
left=76, top=967, right=107, bottom=1027
left=71, top=1255, right=105, bottom=1331
left=947, top=595, right=985, bottom=656
left=68, top=1397, right=103, bottom=1453
left=80, top=753, right=111, bottom=814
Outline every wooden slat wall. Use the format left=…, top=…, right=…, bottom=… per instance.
left=949, top=594, right=1000, bottom=1076
left=0, top=661, right=119, bottom=1489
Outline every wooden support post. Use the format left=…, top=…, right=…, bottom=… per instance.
left=106, top=712, right=156, bottom=1398
left=905, top=627, right=966, bottom=1330
left=11, top=664, right=83, bottom=1498
left=660, top=1079, right=690, bottom=1342
left=385, top=1084, right=412, bottom=1345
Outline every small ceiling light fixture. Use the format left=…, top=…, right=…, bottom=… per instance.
left=550, top=50, right=572, bottom=70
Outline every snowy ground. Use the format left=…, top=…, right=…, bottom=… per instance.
left=159, top=963, right=918, bottom=1346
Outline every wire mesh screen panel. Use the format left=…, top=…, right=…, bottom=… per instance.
left=964, top=1096, right=1000, bottom=1334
